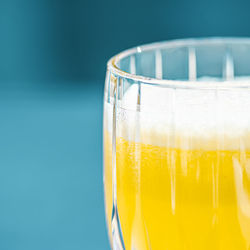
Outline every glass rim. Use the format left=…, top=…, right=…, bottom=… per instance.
left=107, top=37, right=250, bottom=89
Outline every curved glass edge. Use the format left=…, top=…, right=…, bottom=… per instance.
left=107, top=37, right=250, bottom=89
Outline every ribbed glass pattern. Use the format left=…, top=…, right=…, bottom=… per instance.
left=103, top=38, right=250, bottom=250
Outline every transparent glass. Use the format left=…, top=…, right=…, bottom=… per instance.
left=103, top=38, right=250, bottom=250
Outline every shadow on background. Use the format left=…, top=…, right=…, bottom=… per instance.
left=0, top=0, right=250, bottom=249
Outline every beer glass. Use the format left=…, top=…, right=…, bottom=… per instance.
left=103, top=38, right=250, bottom=250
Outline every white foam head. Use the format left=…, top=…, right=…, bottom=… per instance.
left=105, top=78, right=250, bottom=149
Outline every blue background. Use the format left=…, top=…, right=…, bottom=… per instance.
left=1, top=0, right=250, bottom=249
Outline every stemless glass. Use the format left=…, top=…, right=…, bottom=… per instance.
left=103, top=38, right=250, bottom=250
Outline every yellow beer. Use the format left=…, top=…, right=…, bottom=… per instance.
left=104, top=124, right=250, bottom=250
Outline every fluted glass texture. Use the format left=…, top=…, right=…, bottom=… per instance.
left=103, top=38, right=250, bottom=250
